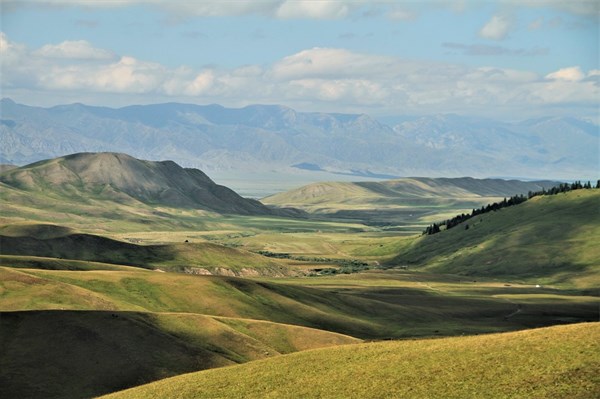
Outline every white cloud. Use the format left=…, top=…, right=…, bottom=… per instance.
left=479, top=14, right=513, bottom=40
left=1, top=33, right=598, bottom=120
left=33, top=40, right=115, bottom=60
left=545, top=66, right=585, bottom=81
left=275, top=1, right=350, bottom=19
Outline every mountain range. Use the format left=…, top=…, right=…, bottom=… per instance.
left=1, top=98, right=598, bottom=187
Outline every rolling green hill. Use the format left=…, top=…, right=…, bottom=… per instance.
left=3, top=266, right=596, bottom=339
left=0, top=152, right=299, bottom=216
left=100, top=322, right=600, bottom=399
left=0, top=310, right=359, bottom=399
left=262, top=177, right=558, bottom=229
left=389, top=189, right=600, bottom=288
left=0, top=223, right=289, bottom=276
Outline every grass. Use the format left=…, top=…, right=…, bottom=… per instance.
left=100, top=322, right=600, bottom=399
left=0, top=310, right=359, bottom=399
left=261, top=178, right=556, bottom=230
left=1, top=166, right=598, bottom=398
left=389, top=190, right=600, bottom=288
left=2, top=267, right=596, bottom=339
left=0, top=222, right=292, bottom=275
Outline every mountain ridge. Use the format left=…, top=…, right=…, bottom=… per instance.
left=1, top=98, right=597, bottom=183
left=0, top=152, right=298, bottom=216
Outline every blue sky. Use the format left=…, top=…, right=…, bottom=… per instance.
left=1, top=1, right=598, bottom=121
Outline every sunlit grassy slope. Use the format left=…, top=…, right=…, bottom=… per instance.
left=389, top=189, right=600, bottom=288
left=0, top=310, right=358, bottom=399
left=262, top=177, right=558, bottom=230
left=101, top=322, right=600, bottom=399
left=3, top=267, right=596, bottom=339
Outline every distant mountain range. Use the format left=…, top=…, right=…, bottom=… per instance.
left=1, top=98, right=598, bottom=182
left=0, top=152, right=297, bottom=216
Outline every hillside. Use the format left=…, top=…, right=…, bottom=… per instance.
left=389, top=189, right=600, bottom=288
left=0, top=223, right=289, bottom=276
left=262, top=177, right=558, bottom=228
left=4, top=265, right=596, bottom=338
left=0, top=152, right=286, bottom=216
left=101, top=322, right=600, bottom=399
left=0, top=310, right=359, bottom=399
left=1, top=99, right=597, bottom=189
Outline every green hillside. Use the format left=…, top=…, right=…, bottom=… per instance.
left=389, top=189, right=600, bottom=288
left=3, top=266, right=596, bottom=339
left=0, top=152, right=277, bottom=215
left=0, top=223, right=289, bottom=275
left=0, top=310, right=358, bottom=399
left=101, top=322, right=600, bottom=399
left=262, top=177, right=558, bottom=229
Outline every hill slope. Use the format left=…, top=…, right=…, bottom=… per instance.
left=389, top=189, right=600, bottom=288
left=0, top=310, right=359, bottom=399
left=0, top=152, right=281, bottom=215
left=101, top=322, right=600, bottom=399
left=262, top=177, right=558, bottom=228
left=264, top=177, right=558, bottom=208
left=0, top=223, right=289, bottom=275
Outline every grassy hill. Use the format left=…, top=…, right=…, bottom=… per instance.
left=389, top=189, right=600, bottom=288
left=3, top=266, right=596, bottom=338
left=0, top=310, right=359, bottom=399
left=262, top=177, right=558, bottom=230
left=0, top=222, right=291, bottom=275
left=0, top=152, right=292, bottom=216
left=100, top=322, right=600, bottom=399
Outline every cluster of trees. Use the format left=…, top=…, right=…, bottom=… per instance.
left=527, top=180, right=597, bottom=198
left=423, top=180, right=597, bottom=236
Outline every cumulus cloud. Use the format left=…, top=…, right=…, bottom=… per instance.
left=545, top=66, right=585, bottom=81
left=479, top=14, right=513, bottom=40
left=275, top=1, right=350, bottom=19
left=1, top=33, right=598, bottom=119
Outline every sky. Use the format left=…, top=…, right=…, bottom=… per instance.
left=1, top=0, right=599, bottom=121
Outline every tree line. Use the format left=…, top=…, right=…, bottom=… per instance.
left=423, top=180, right=599, bottom=236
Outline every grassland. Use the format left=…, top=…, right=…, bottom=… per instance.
left=3, top=267, right=596, bottom=338
left=101, top=322, right=600, bottom=399
left=389, top=189, right=600, bottom=288
left=0, top=310, right=358, bottom=399
left=1, top=163, right=598, bottom=398
left=262, top=178, right=558, bottom=231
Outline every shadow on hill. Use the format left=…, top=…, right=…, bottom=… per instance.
left=0, top=233, right=177, bottom=269
left=0, top=310, right=358, bottom=399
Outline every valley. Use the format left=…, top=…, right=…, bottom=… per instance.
left=0, top=153, right=598, bottom=398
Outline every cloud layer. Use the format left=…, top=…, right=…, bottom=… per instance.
left=1, top=33, right=598, bottom=120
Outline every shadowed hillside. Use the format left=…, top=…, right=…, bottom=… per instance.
left=3, top=267, right=596, bottom=338
left=0, top=223, right=289, bottom=276
left=0, top=310, right=359, bottom=399
left=100, top=322, right=600, bottom=399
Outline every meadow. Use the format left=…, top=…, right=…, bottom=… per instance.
left=1, top=174, right=598, bottom=398
left=101, top=322, right=600, bottom=399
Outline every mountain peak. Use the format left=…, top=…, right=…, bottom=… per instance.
left=1, top=152, right=279, bottom=216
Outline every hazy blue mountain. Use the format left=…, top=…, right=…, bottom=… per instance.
left=1, top=98, right=597, bottom=182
